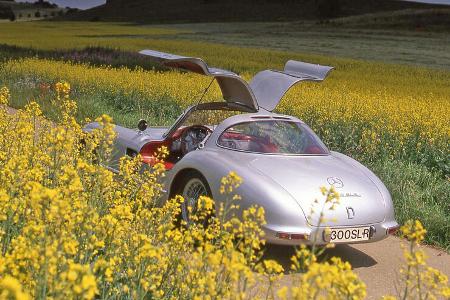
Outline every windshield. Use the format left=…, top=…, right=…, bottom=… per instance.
left=163, top=102, right=249, bottom=138
left=217, top=120, right=329, bottom=155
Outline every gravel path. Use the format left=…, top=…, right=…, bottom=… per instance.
left=263, top=236, right=449, bottom=299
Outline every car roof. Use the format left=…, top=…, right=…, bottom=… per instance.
left=218, top=111, right=303, bottom=128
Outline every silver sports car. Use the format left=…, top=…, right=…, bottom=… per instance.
left=85, top=49, right=399, bottom=246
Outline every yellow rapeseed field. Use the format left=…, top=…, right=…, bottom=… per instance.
left=1, top=22, right=448, bottom=247
left=0, top=84, right=448, bottom=300
left=3, top=57, right=448, bottom=174
left=0, top=21, right=449, bottom=298
left=1, top=23, right=448, bottom=172
left=0, top=22, right=183, bottom=50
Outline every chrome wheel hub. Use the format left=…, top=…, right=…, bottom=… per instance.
left=181, top=178, right=207, bottom=224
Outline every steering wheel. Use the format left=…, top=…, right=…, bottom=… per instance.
left=180, top=125, right=212, bottom=155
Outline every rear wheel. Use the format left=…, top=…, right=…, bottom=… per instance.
left=176, top=171, right=212, bottom=225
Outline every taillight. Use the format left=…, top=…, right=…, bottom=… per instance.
left=386, top=225, right=399, bottom=235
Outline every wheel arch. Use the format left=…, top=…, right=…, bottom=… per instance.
left=169, top=168, right=209, bottom=198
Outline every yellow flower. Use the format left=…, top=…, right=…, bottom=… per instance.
left=67, top=270, right=77, bottom=282
left=0, top=83, right=447, bottom=300
left=0, top=276, right=30, bottom=300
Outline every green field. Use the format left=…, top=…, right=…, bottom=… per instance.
left=0, top=21, right=449, bottom=250
left=165, top=21, right=450, bottom=69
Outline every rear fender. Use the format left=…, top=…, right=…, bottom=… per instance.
left=166, top=149, right=307, bottom=228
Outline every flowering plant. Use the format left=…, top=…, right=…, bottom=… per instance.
left=0, top=84, right=447, bottom=299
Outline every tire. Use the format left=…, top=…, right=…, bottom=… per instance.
left=175, top=171, right=212, bottom=226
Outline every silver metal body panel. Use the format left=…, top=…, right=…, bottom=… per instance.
left=159, top=112, right=398, bottom=245
left=249, top=60, right=333, bottom=111
left=84, top=122, right=168, bottom=170
left=83, top=49, right=398, bottom=245
left=85, top=111, right=397, bottom=245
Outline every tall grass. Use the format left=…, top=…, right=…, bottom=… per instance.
left=372, top=160, right=449, bottom=250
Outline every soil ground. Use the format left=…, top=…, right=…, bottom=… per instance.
left=264, top=236, right=450, bottom=298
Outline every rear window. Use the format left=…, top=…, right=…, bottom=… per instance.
left=217, top=120, right=328, bottom=155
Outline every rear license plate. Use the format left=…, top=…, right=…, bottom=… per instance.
left=330, top=226, right=370, bottom=243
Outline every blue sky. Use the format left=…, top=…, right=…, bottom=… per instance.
left=15, top=0, right=450, bottom=10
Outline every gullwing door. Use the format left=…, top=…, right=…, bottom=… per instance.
left=249, top=60, right=333, bottom=111
left=139, top=49, right=333, bottom=112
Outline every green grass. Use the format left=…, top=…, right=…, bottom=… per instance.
left=0, top=21, right=183, bottom=50
left=372, top=160, right=450, bottom=251
left=162, top=21, right=450, bottom=69
left=5, top=79, right=181, bottom=128
left=329, top=8, right=450, bottom=31
left=1, top=20, right=448, bottom=69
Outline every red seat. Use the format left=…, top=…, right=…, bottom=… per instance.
left=164, top=162, right=175, bottom=170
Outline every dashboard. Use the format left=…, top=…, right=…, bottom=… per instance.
left=140, top=125, right=211, bottom=170
left=172, top=125, right=211, bottom=155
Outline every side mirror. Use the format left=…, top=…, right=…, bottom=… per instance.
left=137, top=119, right=148, bottom=132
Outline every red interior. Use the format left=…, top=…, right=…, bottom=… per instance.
left=166, top=61, right=205, bottom=75
left=139, top=128, right=184, bottom=170
left=220, top=131, right=279, bottom=153
left=141, top=127, right=326, bottom=170
left=220, top=131, right=326, bottom=154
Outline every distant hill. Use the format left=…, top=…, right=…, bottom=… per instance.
left=328, top=8, right=450, bottom=31
left=0, top=0, right=67, bottom=21
left=65, top=0, right=446, bottom=23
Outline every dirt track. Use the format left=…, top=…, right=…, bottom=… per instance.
left=264, top=236, right=450, bottom=299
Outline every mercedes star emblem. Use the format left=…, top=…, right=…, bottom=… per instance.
left=327, top=176, right=344, bottom=188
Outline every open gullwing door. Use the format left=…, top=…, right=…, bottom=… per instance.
left=139, top=49, right=333, bottom=112
left=139, top=49, right=258, bottom=111
left=249, top=60, right=333, bottom=111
